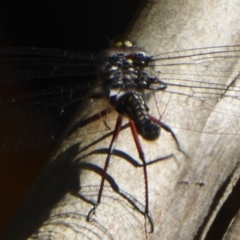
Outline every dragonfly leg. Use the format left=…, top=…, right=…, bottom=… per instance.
left=129, top=119, right=154, bottom=233
left=87, top=115, right=123, bottom=221
left=150, top=115, right=186, bottom=155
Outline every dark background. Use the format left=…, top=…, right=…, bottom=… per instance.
left=0, top=0, right=142, bottom=236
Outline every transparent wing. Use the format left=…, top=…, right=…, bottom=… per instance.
left=0, top=47, right=99, bottom=84
left=151, top=45, right=240, bottom=135
left=1, top=45, right=240, bottom=153
left=0, top=48, right=101, bottom=153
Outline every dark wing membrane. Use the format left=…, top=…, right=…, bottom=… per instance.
left=0, top=48, right=101, bottom=153
left=151, top=45, right=240, bottom=134
left=0, top=47, right=99, bottom=84
left=0, top=84, right=94, bottom=153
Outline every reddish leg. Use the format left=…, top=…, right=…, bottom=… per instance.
left=87, top=114, right=123, bottom=220
left=129, top=119, right=154, bottom=233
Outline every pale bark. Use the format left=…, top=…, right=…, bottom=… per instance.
left=3, top=1, right=240, bottom=239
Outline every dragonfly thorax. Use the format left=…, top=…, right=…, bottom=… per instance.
left=97, top=41, right=167, bottom=140
left=98, top=43, right=167, bottom=94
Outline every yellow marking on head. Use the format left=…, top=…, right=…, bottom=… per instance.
left=115, top=40, right=133, bottom=48
left=115, top=41, right=123, bottom=47
left=124, top=40, right=133, bottom=47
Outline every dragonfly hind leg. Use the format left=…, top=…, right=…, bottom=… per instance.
left=150, top=115, right=187, bottom=155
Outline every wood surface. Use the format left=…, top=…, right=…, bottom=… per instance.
left=3, top=1, right=240, bottom=239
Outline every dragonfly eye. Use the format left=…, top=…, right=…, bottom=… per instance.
left=115, top=40, right=134, bottom=48
left=123, top=40, right=133, bottom=47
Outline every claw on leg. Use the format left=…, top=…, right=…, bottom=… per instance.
left=87, top=203, right=99, bottom=221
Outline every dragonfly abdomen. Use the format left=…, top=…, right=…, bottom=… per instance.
left=110, top=91, right=160, bottom=140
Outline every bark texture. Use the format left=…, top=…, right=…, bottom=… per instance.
left=3, top=0, right=240, bottom=239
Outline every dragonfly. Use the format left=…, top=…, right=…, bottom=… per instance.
left=1, top=40, right=240, bottom=232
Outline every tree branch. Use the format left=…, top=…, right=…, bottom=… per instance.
left=3, top=1, right=240, bottom=239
